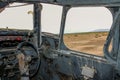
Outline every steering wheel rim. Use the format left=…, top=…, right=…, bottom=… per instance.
left=16, top=41, right=40, bottom=77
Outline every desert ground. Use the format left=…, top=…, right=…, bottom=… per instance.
left=64, top=32, right=109, bottom=56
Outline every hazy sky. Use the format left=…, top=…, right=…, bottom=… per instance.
left=0, top=3, right=33, bottom=30
left=0, top=3, right=113, bottom=33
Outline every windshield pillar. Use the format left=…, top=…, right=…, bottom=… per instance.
left=58, top=6, right=70, bottom=50
left=33, top=3, right=42, bottom=48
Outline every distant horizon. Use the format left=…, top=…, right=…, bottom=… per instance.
left=64, top=28, right=109, bottom=34
left=0, top=27, right=109, bottom=32
left=90, top=28, right=109, bottom=32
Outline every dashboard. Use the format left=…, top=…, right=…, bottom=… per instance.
left=0, top=36, right=23, bottom=41
left=0, top=36, right=29, bottom=48
left=0, top=29, right=39, bottom=78
left=0, top=29, right=33, bottom=48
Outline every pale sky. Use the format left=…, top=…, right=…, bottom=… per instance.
left=0, top=3, right=113, bottom=33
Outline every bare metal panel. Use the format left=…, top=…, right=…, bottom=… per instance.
left=5, top=0, right=120, bottom=6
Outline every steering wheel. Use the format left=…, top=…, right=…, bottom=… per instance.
left=16, top=41, right=40, bottom=77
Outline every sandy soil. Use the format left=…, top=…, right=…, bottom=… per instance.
left=64, top=32, right=109, bottom=56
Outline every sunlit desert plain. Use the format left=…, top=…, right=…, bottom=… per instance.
left=64, top=32, right=108, bottom=56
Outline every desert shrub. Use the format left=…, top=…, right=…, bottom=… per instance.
left=74, top=34, right=78, bottom=37
left=95, top=33, right=101, bottom=38
left=102, top=32, right=108, bottom=36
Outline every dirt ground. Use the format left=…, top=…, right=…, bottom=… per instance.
left=64, top=32, right=109, bottom=56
